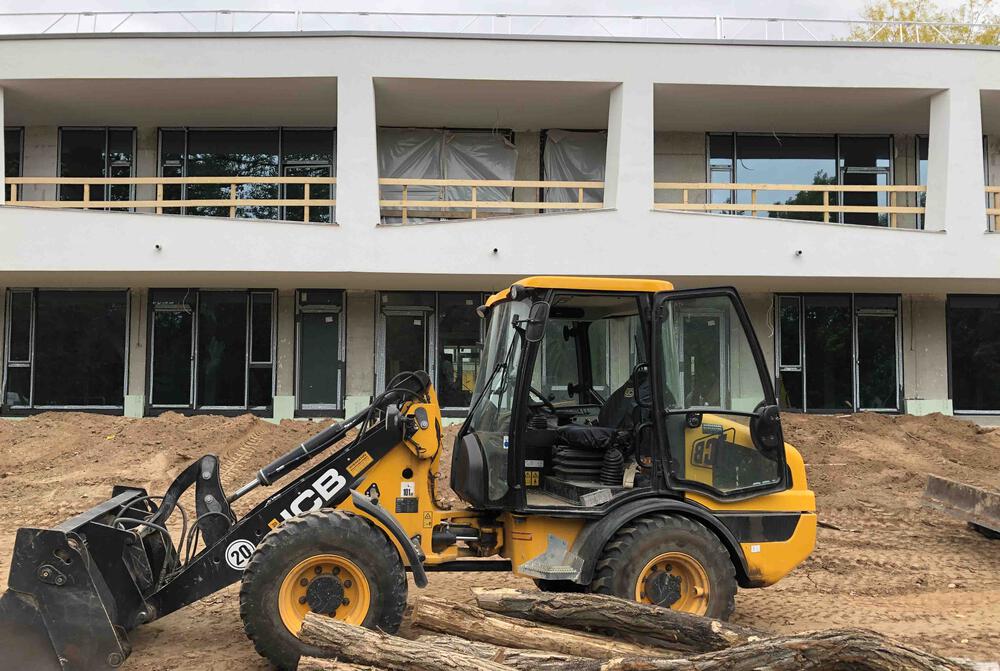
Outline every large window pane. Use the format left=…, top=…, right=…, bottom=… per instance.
left=197, top=292, right=247, bottom=407
left=948, top=296, right=1000, bottom=412
left=708, top=133, right=734, bottom=207
left=384, top=314, right=427, bottom=383
left=5, top=128, right=21, bottom=201
left=857, top=315, right=897, bottom=409
left=778, top=296, right=801, bottom=367
left=803, top=296, right=853, bottom=411
left=7, top=291, right=31, bottom=362
left=186, top=129, right=279, bottom=219
left=59, top=129, right=107, bottom=202
left=250, top=293, right=273, bottom=363
left=151, top=310, right=193, bottom=406
left=734, top=135, right=836, bottom=221
left=840, top=137, right=891, bottom=227
left=437, top=293, right=481, bottom=408
left=33, top=291, right=126, bottom=406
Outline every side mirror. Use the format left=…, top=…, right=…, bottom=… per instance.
left=631, top=362, right=651, bottom=408
left=751, top=404, right=783, bottom=453
left=524, top=301, right=550, bottom=343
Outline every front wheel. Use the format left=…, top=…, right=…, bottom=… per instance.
left=239, top=510, right=407, bottom=670
left=589, top=514, right=736, bottom=620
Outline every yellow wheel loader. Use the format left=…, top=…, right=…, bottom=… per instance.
left=0, top=277, right=816, bottom=670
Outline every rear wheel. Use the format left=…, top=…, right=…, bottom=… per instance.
left=589, top=514, right=736, bottom=620
left=239, top=510, right=407, bottom=670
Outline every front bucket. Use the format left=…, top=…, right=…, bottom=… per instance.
left=0, top=488, right=151, bottom=670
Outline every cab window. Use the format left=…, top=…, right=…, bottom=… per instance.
left=656, top=292, right=785, bottom=498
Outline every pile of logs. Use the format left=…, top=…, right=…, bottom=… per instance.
left=297, top=588, right=976, bottom=671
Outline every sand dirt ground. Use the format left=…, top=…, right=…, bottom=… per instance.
left=0, top=410, right=998, bottom=669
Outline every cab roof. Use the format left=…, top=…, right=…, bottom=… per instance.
left=484, top=276, right=674, bottom=307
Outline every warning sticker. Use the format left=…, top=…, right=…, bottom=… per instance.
left=401, top=481, right=416, bottom=497
left=423, top=512, right=433, bottom=528
left=347, top=451, right=374, bottom=476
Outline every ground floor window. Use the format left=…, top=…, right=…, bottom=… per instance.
left=776, top=293, right=900, bottom=412
left=3, top=289, right=128, bottom=412
left=296, top=290, right=345, bottom=412
left=148, top=289, right=275, bottom=411
left=947, top=295, right=1000, bottom=413
left=376, top=291, right=487, bottom=411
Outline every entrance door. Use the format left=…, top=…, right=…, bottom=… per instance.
left=856, top=311, right=899, bottom=411
left=150, top=306, right=194, bottom=407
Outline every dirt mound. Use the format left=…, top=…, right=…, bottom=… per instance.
left=782, top=412, right=1000, bottom=512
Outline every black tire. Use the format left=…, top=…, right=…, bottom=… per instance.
left=239, top=509, right=407, bottom=670
left=533, top=578, right=588, bottom=593
left=589, top=514, right=736, bottom=620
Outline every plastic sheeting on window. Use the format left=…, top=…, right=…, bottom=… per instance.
left=377, top=128, right=518, bottom=222
left=543, top=130, right=607, bottom=204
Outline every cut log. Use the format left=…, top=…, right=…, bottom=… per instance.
left=299, top=613, right=513, bottom=671
left=407, top=595, right=668, bottom=659
left=538, top=628, right=974, bottom=671
left=297, top=658, right=380, bottom=671
left=472, top=587, right=766, bottom=653
left=416, top=633, right=591, bottom=670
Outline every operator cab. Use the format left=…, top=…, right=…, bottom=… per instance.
left=452, top=277, right=789, bottom=512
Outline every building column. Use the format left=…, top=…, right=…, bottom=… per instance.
left=344, top=290, right=375, bottom=415
left=335, top=75, right=381, bottom=228
left=925, top=86, right=986, bottom=235
left=272, top=289, right=296, bottom=421
left=901, top=294, right=953, bottom=415
left=604, top=80, right=654, bottom=214
left=125, top=288, right=147, bottom=417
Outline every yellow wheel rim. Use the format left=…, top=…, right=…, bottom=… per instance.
left=635, top=551, right=710, bottom=615
left=277, top=554, right=371, bottom=635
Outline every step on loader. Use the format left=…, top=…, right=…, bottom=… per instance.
left=0, top=276, right=817, bottom=670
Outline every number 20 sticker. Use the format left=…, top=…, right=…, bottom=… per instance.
left=225, top=539, right=256, bottom=571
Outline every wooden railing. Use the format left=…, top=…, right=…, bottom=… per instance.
left=378, top=178, right=604, bottom=223
left=5, top=176, right=336, bottom=220
left=654, top=182, right=926, bottom=228
left=986, top=186, right=1000, bottom=228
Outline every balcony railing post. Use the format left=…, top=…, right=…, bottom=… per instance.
left=304, top=182, right=311, bottom=223
left=402, top=184, right=408, bottom=225
left=577, top=186, right=584, bottom=210
left=823, top=191, right=830, bottom=223
left=229, top=182, right=237, bottom=218
left=994, top=190, right=999, bottom=231
left=471, top=185, right=477, bottom=220
left=83, top=182, right=91, bottom=209
left=890, top=191, right=897, bottom=228
left=156, top=182, right=163, bottom=215
left=9, top=183, right=16, bottom=204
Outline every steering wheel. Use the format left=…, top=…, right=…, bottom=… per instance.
left=528, top=386, right=556, bottom=413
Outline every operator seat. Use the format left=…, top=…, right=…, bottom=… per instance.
left=556, top=367, right=651, bottom=451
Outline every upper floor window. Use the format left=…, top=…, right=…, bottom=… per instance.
left=159, top=127, right=335, bottom=222
left=4, top=127, right=22, bottom=201
left=542, top=129, right=607, bottom=203
left=58, top=127, right=135, bottom=203
left=707, top=133, right=892, bottom=226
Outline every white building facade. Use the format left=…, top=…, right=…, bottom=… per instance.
left=2, top=29, right=1000, bottom=421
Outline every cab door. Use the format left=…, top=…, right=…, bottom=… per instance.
left=652, top=288, right=788, bottom=501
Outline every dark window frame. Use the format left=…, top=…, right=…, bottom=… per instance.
left=57, top=126, right=137, bottom=204
left=146, top=288, right=276, bottom=414
left=2, top=288, right=130, bottom=414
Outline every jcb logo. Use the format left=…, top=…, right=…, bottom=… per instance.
left=273, top=468, right=347, bottom=525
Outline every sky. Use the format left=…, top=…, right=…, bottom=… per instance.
left=0, top=0, right=974, bottom=21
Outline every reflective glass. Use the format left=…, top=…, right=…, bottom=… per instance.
left=734, top=135, right=837, bottom=221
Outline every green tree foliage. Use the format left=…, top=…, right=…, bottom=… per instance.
left=768, top=170, right=838, bottom=222
left=851, top=0, right=1000, bottom=44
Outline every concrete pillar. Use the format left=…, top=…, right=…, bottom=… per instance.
left=604, top=80, right=654, bottom=213
left=925, top=87, right=986, bottom=234
left=513, top=130, right=540, bottom=206
left=135, top=126, right=158, bottom=211
left=344, top=290, right=375, bottom=415
left=124, top=288, right=147, bottom=417
left=272, top=289, right=296, bottom=421
left=336, top=75, right=381, bottom=228
left=22, top=126, right=57, bottom=202
left=653, top=131, right=706, bottom=205
left=893, top=133, right=920, bottom=230
left=901, top=294, right=952, bottom=415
